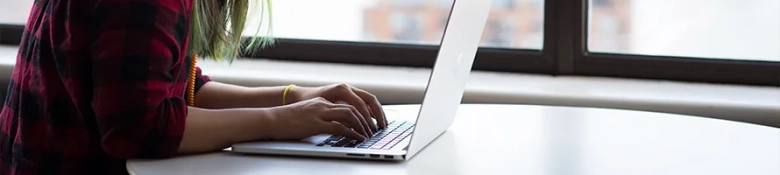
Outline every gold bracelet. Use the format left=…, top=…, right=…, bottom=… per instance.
left=282, top=84, right=296, bottom=105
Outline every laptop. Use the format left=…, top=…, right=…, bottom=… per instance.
left=230, top=0, right=493, bottom=161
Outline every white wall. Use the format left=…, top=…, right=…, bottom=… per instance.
left=631, top=0, right=780, bottom=62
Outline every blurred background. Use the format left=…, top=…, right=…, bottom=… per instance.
left=1, top=0, right=778, bottom=62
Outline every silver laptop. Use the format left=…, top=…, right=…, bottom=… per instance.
left=230, top=0, right=493, bottom=161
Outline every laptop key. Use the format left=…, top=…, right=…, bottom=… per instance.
left=374, top=132, right=389, bottom=137
left=381, top=144, right=394, bottom=150
left=344, top=141, right=358, bottom=148
left=332, top=139, right=353, bottom=147
left=327, top=140, right=339, bottom=145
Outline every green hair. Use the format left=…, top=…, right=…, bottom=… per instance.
left=188, top=0, right=274, bottom=62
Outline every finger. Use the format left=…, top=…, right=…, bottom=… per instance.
left=352, top=88, right=388, bottom=129
left=333, top=103, right=373, bottom=136
left=323, top=122, right=367, bottom=142
left=320, top=107, right=370, bottom=138
left=335, top=85, right=377, bottom=131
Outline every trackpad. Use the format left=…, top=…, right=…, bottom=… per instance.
left=301, top=134, right=332, bottom=145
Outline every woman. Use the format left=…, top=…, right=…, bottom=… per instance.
left=0, top=0, right=387, bottom=174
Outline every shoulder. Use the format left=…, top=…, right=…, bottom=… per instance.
left=92, top=0, right=193, bottom=17
left=91, top=0, right=193, bottom=42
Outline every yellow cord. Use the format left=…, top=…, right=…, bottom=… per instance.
left=282, top=84, right=295, bottom=105
left=187, top=55, right=197, bottom=106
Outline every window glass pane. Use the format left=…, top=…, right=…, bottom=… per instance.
left=0, top=0, right=33, bottom=24
left=244, top=0, right=545, bottom=49
left=588, top=0, right=780, bottom=62
left=2, top=0, right=546, bottom=50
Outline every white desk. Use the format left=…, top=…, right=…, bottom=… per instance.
left=128, top=104, right=780, bottom=175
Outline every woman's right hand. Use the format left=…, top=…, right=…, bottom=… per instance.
left=268, top=97, right=372, bottom=141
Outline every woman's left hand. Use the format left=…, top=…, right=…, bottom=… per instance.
left=289, top=84, right=388, bottom=132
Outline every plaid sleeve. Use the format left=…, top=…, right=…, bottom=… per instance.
left=89, top=0, right=190, bottom=159
left=194, top=66, right=212, bottom=92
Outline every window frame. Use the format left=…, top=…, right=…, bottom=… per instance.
left=0, top=24, right=23, bottom=45
left=241, top=38, right=555, bottom=74
left=566, top=0, right=780, bottom=86
left=0, top=0, right=778, bottom=86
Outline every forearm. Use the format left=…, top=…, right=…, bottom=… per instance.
left=177, top=106, right=278, bottom=154
left=194, top=82, right=303, bottom=109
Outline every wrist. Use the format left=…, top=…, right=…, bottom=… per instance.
left=284, top=85, right=309, bottom=105
left=220, top=108, right=278, bottom=143
left=251, top=108, right=281, bottom=141
left=262, top=107, right=285, bottom=139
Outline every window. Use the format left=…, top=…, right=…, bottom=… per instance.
left=0, top=0, right=32, bottom=25
left=484, top=19, right=516, bottom=47
left=391, top=0, right=426, bottom=6
left=580, top=0, right=780, bottom=85
left=0, top=0, right=31, bottom=45
left=1, top=0, right=778, bottom=86
left=240, top=0, right=549, bottom=74
left=389, top=12, right=423, bottom=43
left=588, top=0, right=780, bottom=62
left=493, top=0, right=516, bottom=9
left=247, top=0, right=544, bottom=49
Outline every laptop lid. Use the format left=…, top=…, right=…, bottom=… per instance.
left=404, top=0, right=493, bottom=159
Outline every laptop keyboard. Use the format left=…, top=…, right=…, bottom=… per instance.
left=316, top=121, right=414, bottom=150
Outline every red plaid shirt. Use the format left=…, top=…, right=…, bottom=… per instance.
left=0, top=0, right=211, bottom=174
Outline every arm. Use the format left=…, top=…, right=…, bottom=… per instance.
left=194, top=81, right=306, bottom=109
left=177, top=106, right=277, bottom=153
left=89, top=0, right=269, bottom=158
